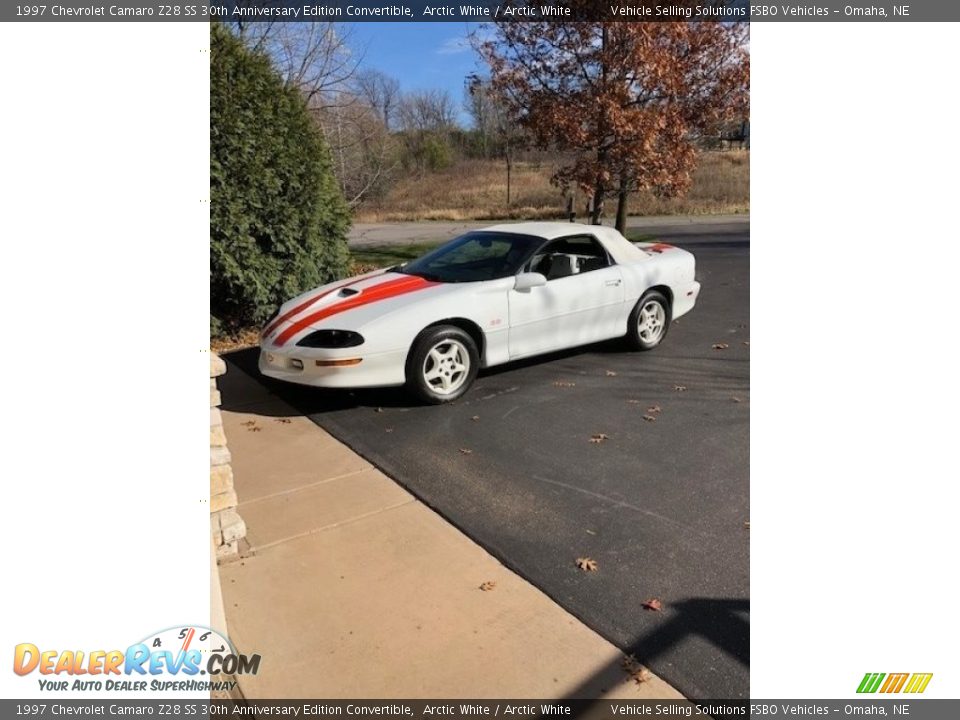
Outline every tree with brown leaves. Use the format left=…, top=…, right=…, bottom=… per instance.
left=478, top=19, right=749, bottom=232
left=466, top=75, right=526, bottom=204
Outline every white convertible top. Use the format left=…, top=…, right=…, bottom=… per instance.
left=482, top=221, right=647, bottom=264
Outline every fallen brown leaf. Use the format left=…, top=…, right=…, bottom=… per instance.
left=479, top=581, right=496, bottom=592
left=627, top=399, right=642, bottom=404
left=743, top=341, right=750, bottom=346
left=731, top=396, right=742, bottom=403
left=247, top=426, right=261, bottom=433
left=673, top=385, right=687, bottom=392
left=553, top=381, right=576, bottom=388
left=471, top=415, right=480, bottom=421
left=576, top=557, right=598, bottom=572
left=712, top=343, right=730, bottom=350
left=589, top=433, right=610, bottom=443
left=605, top=370, right=618, bottom=377
left=744, top=521, right=750, bottom=530
left=646, top=405, right=662, bottom=414
left=642, top=415, right=657, bottom=423
left=241, top=421, right=256, bottom=427
left=459, top=448, right=473, bottom=455
left=621, top=655, right=652, bottom=685
left=385, top=428, right=394, bottom=433
left=374, top=407, right=384, bottom=413
left=642, top=598, right=663, bottom=611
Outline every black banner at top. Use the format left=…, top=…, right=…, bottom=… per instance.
left=3, top=0, right=956, bottom=22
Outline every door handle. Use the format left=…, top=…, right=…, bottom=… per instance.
left=605, top=279, right=622, bottom=287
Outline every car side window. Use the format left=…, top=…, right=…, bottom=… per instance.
left=527, top=235, right=612, bottom=281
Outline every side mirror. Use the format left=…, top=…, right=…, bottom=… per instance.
left=514, top=272, right=547, bottom=291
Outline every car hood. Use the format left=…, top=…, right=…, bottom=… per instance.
left=261, top=271, right=460, bottom=348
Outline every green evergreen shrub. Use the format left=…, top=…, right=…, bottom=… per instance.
left=210, top=23, right=350, bottom=334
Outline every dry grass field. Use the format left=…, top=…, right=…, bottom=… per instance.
left=354, top=150, right=749, bottom=223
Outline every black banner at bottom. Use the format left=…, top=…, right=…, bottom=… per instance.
left=2, top=700, right=959, bottom=720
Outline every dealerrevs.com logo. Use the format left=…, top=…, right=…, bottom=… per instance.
left=13, top=626, right=260, bottom=693
left=857, top=673, right=933, bottom=694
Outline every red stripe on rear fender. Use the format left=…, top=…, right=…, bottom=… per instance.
left=273, top=275, right=436, bottom=347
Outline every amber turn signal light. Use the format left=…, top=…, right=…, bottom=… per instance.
left=315, top=358, right=363, bottom=367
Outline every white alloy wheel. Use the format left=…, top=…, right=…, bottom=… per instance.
left=422, top=339, right=471, bottom=396
left=638, top=300, right=666, bottom=345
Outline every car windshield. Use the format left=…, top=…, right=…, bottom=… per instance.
left=397, top=232, right=543, bottom=283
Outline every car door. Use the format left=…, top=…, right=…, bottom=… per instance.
left=508, top=235, right=625, bottom=359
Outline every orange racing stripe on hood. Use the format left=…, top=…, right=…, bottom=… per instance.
left=261, top=276, right=370, bottom=339
left=272, top=275, right=438, bottom=347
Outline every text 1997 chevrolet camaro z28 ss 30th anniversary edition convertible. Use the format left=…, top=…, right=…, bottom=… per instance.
left=260, top=222, right=701, bottom=404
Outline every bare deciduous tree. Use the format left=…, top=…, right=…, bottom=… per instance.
left=228, top=21, right=399, bottom=207
left=397, top=89, right=457, bottom=133
left=314, top=94, right=399, bottom=208
left=230, top=21, right=361, bottom=110
left=395, top=89, right=458, bottom=176
left=466, top=75, right=525, bottom=204
left=353, top=69, right=401, bottom=131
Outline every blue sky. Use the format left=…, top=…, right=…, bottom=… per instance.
left=346, top=23, right=486, bottom=123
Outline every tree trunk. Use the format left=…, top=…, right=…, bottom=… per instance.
left=505, top=152, right=512, bottom=205
left=590, top=181, right=604, bottom=225
left=591, top=25, right=609, bottom=227
left=615, top=173, right=629, bottom=234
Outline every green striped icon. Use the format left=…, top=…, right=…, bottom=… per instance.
left=857, top=673, right=886, bottom=693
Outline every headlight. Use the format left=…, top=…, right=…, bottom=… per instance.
left=296, top=329, right=365, bottom=348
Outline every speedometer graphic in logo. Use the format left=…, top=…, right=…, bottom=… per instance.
left=136, top=625, right=235, bottom=675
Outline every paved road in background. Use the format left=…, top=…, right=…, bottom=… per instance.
left=230, top=218, right=749, bottom=699
left=349, top=214, right=749, bottom=248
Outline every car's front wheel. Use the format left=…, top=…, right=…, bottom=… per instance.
left=407, top=325, right=479, bottom=404
left=626, top=291, right=671, bottom=351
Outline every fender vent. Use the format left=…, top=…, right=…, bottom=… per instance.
left=337, top=288, right=360, bottom=298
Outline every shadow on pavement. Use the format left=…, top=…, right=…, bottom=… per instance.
left=220, top=347, right=408, bottom=414
left=563, top=598, right=749, bottom=703
left=221, top=340, right=636, bottom=415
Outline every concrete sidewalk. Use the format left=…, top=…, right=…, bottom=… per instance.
left=217, top=362, right=684, bottom=699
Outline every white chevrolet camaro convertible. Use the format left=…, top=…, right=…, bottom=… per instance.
left=259, top=222, right=701, bottom=404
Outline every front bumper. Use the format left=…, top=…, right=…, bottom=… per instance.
left=259, top=346, right=408, bottom=388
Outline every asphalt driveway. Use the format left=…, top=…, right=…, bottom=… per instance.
left=226, top=220, right=749, bottom=699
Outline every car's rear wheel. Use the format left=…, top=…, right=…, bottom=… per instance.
left=407, top=326, right=479, bottom=404
left=626, top=291, right=671, bottom=351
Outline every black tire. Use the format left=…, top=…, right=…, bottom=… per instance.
left=406, top=325, right=480, bottom=404
left=625, top=291, right=671, bottom=351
